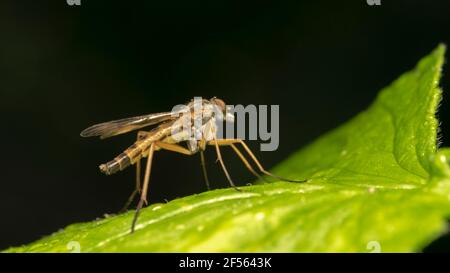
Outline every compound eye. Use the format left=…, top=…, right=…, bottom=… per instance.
left=212, top=98, right=226, bottom=112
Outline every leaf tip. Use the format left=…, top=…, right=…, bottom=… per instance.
left=436, top=43, right=446, bottom=54
left=432, top=43, right=446, bottom=67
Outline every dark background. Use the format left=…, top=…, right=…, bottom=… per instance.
left=1, top=0, right=450, bottom=250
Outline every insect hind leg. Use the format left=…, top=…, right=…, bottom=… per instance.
left=131, top=142, right=155, bottom=233
left=200, top=151, right=211, bottom=190
left=119, top=131, right=148, bottom=214
left=130, top=141, right=196, bottom=233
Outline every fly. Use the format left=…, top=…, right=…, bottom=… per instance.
left=80, top=97, right=306, bottom=233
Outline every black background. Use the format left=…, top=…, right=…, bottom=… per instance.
left=1, top=0, right=450, bottom=250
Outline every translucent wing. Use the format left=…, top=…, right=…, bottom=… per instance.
left=80, top=111, right=180, bottom=139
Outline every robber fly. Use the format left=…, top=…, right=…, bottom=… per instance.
left=81, top=97, right=305, bottom=233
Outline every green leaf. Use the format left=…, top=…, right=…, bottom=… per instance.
left=5, top=45, right=450, bottom=253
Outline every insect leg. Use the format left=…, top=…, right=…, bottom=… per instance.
left=131, top=142, right=155, bottom=233
left=228, top=144, right=269, bottom=182
left=155, top=141, right=212, bottom=190
left=119, top=131, right=148, bottom=213
left=209, top=138, right=241, bottom=191
left=206, top=139, right=267, bottom=182
left=236, top=139, right=306, bottom=183
left=153, top=141, right=194, bottom=155
left=119, top=158, right=141, bottom=213
left=200, top=151, right=211, bottom=190
left=211, top=139, right=306, bottom=183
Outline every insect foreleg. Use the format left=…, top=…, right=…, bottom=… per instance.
left=209, top=139, right=306, bottom=183
left=228, top=144, right=268, bottom=182
left=235, top=139, right=306, bottom=182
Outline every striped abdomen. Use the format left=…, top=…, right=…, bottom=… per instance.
left=99, top=123, right=173, bottom=175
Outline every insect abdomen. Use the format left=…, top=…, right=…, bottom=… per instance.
left=99, top=152, right=132, bottom=175
left=99, top=140, right=150, bottom=175
left=99, top=123, right=173, bottom=175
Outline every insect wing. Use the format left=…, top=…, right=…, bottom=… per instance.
left=81, top=111, right=179, bottom=139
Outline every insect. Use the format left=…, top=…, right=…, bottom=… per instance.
left=81, top=97, right=305, bottom=233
